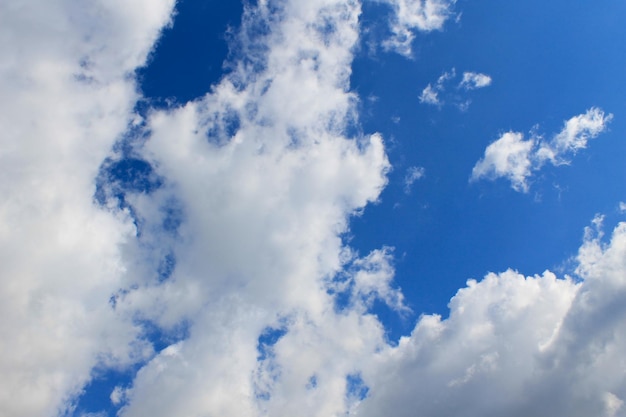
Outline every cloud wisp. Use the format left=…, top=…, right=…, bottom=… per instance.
left=404, top=166, right=426, bottom=194
left=471, top=107, right=613, bottom=192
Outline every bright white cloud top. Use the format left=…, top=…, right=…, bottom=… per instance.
left=1, top=1, right=626, bottom=417
left=471, top=108, right=613, bottom=192
left=381, top=0, right=457, bottom=56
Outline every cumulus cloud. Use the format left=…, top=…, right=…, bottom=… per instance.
left=471, top=132, right=535, bottom=192
left=5, top=1, right=626, bottom=417
left=109, top=1, right=395, bottom=416
left=471, top=108, right=613, bottom=192
left=358, top=217, right=626, bottom=417
left=0, top=0, right=175, bottom=415
left=378, top=0, right=457, bottom=56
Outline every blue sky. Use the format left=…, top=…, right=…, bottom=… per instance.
left=2, top=1, right=626, bottom=416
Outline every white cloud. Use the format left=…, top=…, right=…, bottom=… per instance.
left=5, top=1, right=626, bottom=417
left=111, top=1, right=395, bottom=416
left=471, top=108, right=612, bottom=192
left=420, top=68, right=490, bottom=109
left=404, top=166, right=426, bottom=193
left=379, top=0, right=457, bottom=56
left=538, top=107, right=613, bottom=164
left=357, top=218, right=626, bottom=417
left=0, top=0, right=175, bottom=415
left=419, top=84, right=440, bottom=105
left=459, top=71, right=492, bottom=90
left=471, top=132, right=534, bottom=192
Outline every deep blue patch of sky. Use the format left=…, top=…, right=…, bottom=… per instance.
left=137, top=0, right=244, bottom=105
left=349, top=0, right=626, bottom=329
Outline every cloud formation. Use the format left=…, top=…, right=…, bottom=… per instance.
left=108, top=1, right=397, bottom=416
left=0, top=0, right=175, bottom=415
left=358, top=216, right=626, bottom=417
left=3, top=1, right=626, bottom=417
left=471, top=108, right=613, bottom=192
left=379, top=0, right=457, bottom=56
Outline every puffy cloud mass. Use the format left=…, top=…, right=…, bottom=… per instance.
left=360, top=217, right=626, bottom=417
left=3, top=1, right=626, bottom=417
left=471, top=107, right=613, bottom=192
left=0, top=0, right=175, bottom=415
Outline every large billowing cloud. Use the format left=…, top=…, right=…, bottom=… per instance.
left=112, top=1, right=395, bottom=415
left=359, top=217, right=626, bottom=417
left=0, top=0, right=175, bottom=415
left=3, top=1, right=626, bottom=417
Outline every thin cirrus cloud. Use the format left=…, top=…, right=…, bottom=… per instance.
left=3, top=1, right=626, bottom=417
left=471, top=107, right=613, bottom=192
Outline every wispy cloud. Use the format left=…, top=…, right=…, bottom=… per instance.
left=459, top=71, right=492, bottom=90
left=419, top=84, right=441, bottom=105
left=404, top=166, right=426, bottom=193
left=471, top=108, right=613, bottom=192
left=420, top=68, right=491, bottom=110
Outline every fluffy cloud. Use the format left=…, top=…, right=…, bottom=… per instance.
left=378, top=0, right=457, bottom=56
left=471, top=108, right=613, bottom=191
left=0, top=0, right=175, bottom=415
left=109, top=1, right=396, bottom=416
left=471, top=132, right=535, bottom=192
left=358, top=217, right=626, bottom=417
left=5, top=1, right=626, bottom=417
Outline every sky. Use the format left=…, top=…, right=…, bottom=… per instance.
left=2, top=0, right=626, bottom=416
